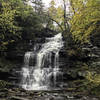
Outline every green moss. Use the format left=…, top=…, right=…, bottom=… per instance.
left=72, top=71, right=100, bottom=96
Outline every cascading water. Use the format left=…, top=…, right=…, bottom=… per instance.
left=21, top=33, right=64, bottom=90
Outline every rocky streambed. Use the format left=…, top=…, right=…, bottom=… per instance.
left=0, top=87, right=99, bottom=100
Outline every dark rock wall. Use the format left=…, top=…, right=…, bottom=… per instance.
left=1, top=30, right=100, bottom=87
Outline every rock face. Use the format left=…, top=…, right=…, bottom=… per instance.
left=1, top=30, right=100, bottom=91
left=58, top=41, right=100, bottom=81
left=0, top=71, right=12, bottom=81
left=7, top=33, right=76, bottom=89
left=90, top=32, right=100, bottom=47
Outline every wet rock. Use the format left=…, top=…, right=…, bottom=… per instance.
left=78, top=71, right=87, bottom=77
left=0, top=71, right=12, bottom=81
left=53, top=96, right=66, bottom=100
left=74, top=94, right=83, bottom=99
left=9, top=96, right=29, bottom=100
left=66, top=95, right=74, bottom=99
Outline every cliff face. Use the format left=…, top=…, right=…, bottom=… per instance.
left=0, top=31, right=100, bottom=89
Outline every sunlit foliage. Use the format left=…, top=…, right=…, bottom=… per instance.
left=70, top=0, right=100, bottom=44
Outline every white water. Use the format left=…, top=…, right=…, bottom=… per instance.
left=21, top=33, right=64, bottom=90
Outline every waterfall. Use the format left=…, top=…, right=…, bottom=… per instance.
left=21, top=33, right=64, bottom=90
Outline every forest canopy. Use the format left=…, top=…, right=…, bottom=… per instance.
left=0, top=0, right=43, bottom=51
left=0, top=0, right=100, bottom=51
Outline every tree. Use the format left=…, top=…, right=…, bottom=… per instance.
left=0, top=0, right=43, bottom=53
left=30, top=0, right=44, bottom=15
left=70, top=0, right=100, bottom=44
left=47, top=0, right=71, bottom=32
left=0, top=0, right=21, bottom=51
left=69, top=0, right=85, bottom=14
